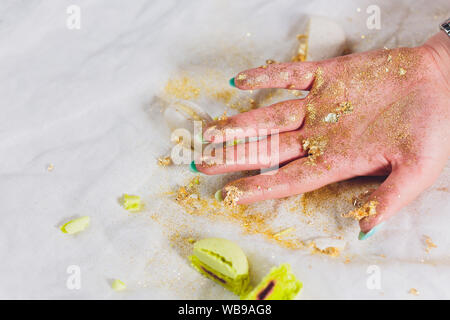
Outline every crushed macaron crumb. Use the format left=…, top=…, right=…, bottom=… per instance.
left=111, top=279, right=127, bottom=291
left=121, top=194, right=143, bottom=212
left=342, top=200, right=378, bottom=220
left=60, top=216, right=90, bottom=234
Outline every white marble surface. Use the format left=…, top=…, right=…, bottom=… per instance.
left=1, top=0, right=449, bottom=299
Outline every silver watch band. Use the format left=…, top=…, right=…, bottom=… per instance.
left=440, top=17, right=450, bottom=37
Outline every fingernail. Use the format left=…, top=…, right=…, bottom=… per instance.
left=358, top=222, right=385, bottom=240
left=214, top=189, right=223, bottom=201
left=229, top=77, right=236, bottom=87
left=189, top=160, right=199, bottom=173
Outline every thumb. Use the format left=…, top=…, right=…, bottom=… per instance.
left=357, top=162, right=441, bottom=240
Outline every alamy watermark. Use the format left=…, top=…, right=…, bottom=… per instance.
left=66, top=265, right=81, bottom=290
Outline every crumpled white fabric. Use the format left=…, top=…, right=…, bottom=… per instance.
left=0, top=0, right=449, bottom=299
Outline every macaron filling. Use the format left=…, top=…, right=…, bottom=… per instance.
left=241, top=263, right=302, bottom=300
left=257, top=280, right=276, bottom=300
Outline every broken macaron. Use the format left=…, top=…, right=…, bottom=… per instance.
left=242, top=263, right=302, bottom=300
left=189, top=238, right=250, bottom=295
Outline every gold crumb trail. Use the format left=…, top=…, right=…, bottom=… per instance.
left=342, top=200, right=378, bottom=221
left=424, top=235, right=437, bottom=253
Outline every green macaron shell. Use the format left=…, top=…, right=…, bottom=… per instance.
left=190, top=238, right=250, bottom=295
left=241, top=263, right=302, bottom=300
left=193, top=238, right=249, bottom=278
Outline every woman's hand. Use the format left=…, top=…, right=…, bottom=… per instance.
left=193, top=32, right=450, bottom=239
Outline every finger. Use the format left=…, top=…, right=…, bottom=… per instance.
left=196, top=130, right=308, bottom=175
left=203, top=99, right=305, bottom=143
left=216, top=156, right=355, bottom=205
left=233, top=62, right=319, bottom=90
left=358, top=162, right=444, bottom=237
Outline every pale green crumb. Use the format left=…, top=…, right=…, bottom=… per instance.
left=121, top=194, right=143, bottom=212
left=60, top=216, right=90, bottom=234
left=111, top=279, right=127, bottom=291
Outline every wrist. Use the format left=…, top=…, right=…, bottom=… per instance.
left=422, top=31, right=450, bottom=88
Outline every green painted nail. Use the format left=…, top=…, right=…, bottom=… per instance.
left=215, top=189, right=223, bottom=201
left=229, top=77, right=236, bottom=87
left=189, top=161, right=199, bottom=173
left=358, top=222, right=385, bottom=240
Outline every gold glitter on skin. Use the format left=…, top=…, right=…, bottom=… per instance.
left=156, top=39, right=441, bottom=264
left=302, top=136, right=328, bottom=164
left=309, top=67, right=324, bottom=95
left=223, top=185, right=244, bottom=208
left=305, top=103, right=316, bottom=123
left=322, top=101, right=354, bottom=123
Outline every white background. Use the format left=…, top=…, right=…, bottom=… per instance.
left=0, top=0, right=449, bottom=299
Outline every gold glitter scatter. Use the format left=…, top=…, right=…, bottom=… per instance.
left=308, top=241, right=340, bottom=257
left=322, top=247, right=340, bottom=257
left=409, top=288, right=420, bottom=296
left=265, top=59, right=277, bottom=65
left=164, top=177, right=307, bottom=252
left=212, top=90, right=234, bottom=104
left=310, top=67, right=324, bottom=95
left=424, top=235, right=437, bottom=253
left=273, top=227, right=295, bottom=237
left=342, top=200, right=378, bottom=220
left=302, top=136, right=328, bottom=164
left=174, top=176, right=207, bottom=215
left=171, top=135, right=183, bottom=144
left=157, top=156, right=172, bottom=167
left=47, top=163, right=54, bottom=172
left=223, top=185, right=243, bottom=208
left=336, top=101, right=354, bottom=115
left=305, top=103, right=316, bottom=123
left=237, top=74, right=247, bottom=80
left=322, top=102, right=354, bottom=123
left=164, top=77, right=200, bottom=100
left=351, top=189, right=375, bottom=208
left=218, top=111, right=227, bottom=121
left=399, top=68, right=406, bottom=76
